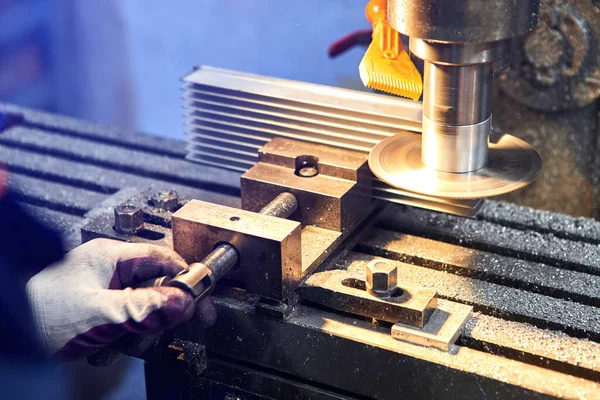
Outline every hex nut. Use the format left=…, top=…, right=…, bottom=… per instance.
left=366, top=259, right=398, bottom=296
left=150, top=190, right=179, bottom=211
left=114, top=203, right=144, bottom=235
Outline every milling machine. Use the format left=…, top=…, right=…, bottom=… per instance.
left=370, top=0, right=542, bottom=201
left=2, top=0, right=600, bottom=399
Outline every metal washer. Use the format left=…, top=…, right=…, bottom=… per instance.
left=368, top=131, right=542, bottom=199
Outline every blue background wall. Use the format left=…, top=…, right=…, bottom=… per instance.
left=3, top=0, right=370, bottom=138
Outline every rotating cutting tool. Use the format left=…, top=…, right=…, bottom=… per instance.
left=369, top=131, right=542, bottom=199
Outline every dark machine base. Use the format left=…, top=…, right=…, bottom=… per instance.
left=1, top=104, right=599, bottom=399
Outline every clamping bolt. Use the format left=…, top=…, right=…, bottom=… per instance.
left=114, top=203, right=144, bottom=235
left=366, top=259, right=398, bottom=297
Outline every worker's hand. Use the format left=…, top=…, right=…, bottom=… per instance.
left=26, top=239, right=216, bottom=361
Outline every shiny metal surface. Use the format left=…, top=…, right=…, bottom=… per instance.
left=391, top=0, right=540, bottom=176
left=388, top=0, right=540, bottom=43
left=422, top=115, right=490, bottom=173
left=183, top=66, right=422, bottom=156
left=183, top=66, right=482, bottom=216
left=171, top=260, right=215, bottom=298
left=410, top=38, right=509, bottom=66
left=421, top=59, right=493, bottom=173
left=423, top=63, right=492, bottom=125
left=182, top=65, right=418, bottom=165
left=368, top=131, right=542, bottom=199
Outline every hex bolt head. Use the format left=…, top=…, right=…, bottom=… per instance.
left=114, top=203, right=144, bottom=235
left=150, top=190, right=179, bottom=211
left=366, top=259, right=398, bottom=297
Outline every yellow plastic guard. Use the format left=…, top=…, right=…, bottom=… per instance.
left=359, top=0, right=423, bottom=101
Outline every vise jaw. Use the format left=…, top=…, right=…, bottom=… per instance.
left=173, top=138, right=372, bottom=300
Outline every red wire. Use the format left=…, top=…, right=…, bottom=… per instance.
left=328, top=29, right=373, bottom=58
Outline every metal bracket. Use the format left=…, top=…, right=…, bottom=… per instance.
left=392, top=299, right=472, bottom=352
left=297, top=270, right=437, bottom=326
left=297, top=263, right=472, bottom=352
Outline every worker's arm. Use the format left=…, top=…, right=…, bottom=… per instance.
left=26, top=238, right=216, bottom=361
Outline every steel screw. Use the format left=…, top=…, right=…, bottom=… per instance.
left=114, top=203, right=144, bottom=235
left=150, top=190, right=179, bottom=211
left=366, top=259, right=398, bottom=297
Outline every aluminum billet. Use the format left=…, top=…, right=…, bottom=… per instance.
left=182, top=66, right=481, bottom=216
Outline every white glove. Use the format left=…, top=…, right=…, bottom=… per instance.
left=26, top=239, right=216, bottom=361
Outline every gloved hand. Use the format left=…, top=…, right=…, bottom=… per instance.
left=26, top=238, right=216, bottom=361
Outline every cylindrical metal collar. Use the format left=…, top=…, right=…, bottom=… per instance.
left=387, top=0, right=540, bottom=43
left=421, top=115, right=491, bottom=173
left=423, top=62, right=493, bottom=126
